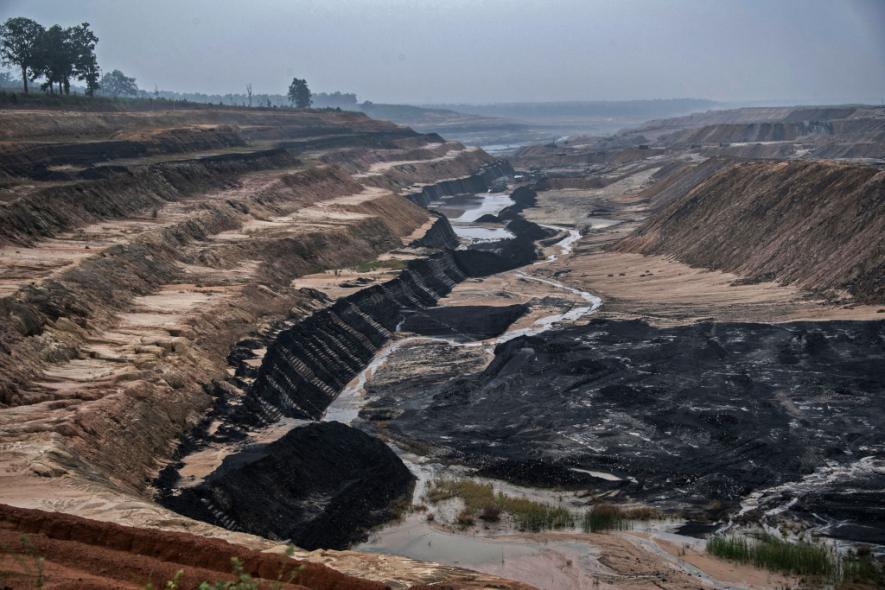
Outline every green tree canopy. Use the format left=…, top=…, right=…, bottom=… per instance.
left=0, top=17, right=45, bottom=93
left=34, top=25, right=74, bottom=94
left=100, top=69, right=138, bottom=96
left=68, top=23, right=100, bottom=95
left=287, top=77, right=311, bottom=109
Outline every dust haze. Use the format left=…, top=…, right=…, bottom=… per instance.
left=2, top=0, right=884, bottom=104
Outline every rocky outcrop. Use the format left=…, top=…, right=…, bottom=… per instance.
left=617, top=160, right=885, bottom=302
left=162, top=422, right=414, bottom=550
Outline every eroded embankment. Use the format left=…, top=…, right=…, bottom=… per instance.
left=238, top=251, right=467, bottom=423
left=617, top=159, right=885, bottom=302
left=0, top=502, right=386, bottom=590
left=157, top=184, right=564, bottom=550
left=0, top=107, right=484, bottom=501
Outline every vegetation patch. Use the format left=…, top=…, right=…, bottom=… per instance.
left=425, top=478, right=573, bottom=532
left=705, top=533, right=883, bottom=585
left=707, top=534, right=835, bottom=577
left=426, top=479, right=665, bottom=534
left=351, top=258, right=408, bottom=273
left=580, top=503, right=660, bottom=533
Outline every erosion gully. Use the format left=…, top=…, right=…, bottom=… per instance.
left=320, top=190, right=705, bottom=589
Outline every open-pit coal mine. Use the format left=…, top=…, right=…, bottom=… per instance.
left=1, top=78, right=883, bottom=589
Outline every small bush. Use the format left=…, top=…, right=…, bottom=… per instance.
left=455, top=509, right=475, bottom=528
left=478, top=504, right=502, bottom=522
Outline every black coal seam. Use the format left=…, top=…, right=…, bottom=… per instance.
left=155, top=174, right=551, bottom=497
left=404, top=159, right=514, bottom=207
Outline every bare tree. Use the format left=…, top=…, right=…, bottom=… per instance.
left=246, top=83, right=252, bottom=107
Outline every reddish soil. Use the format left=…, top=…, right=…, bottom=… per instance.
left=0, top=503, right=386, bottom=589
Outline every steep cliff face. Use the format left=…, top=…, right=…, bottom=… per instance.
left=617, top=160, right=885, bottom=302
left=246, top=252, right=466, bottom=421
left=410, top=214, right=459, bottom=249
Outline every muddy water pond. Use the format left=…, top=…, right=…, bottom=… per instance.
left=430, top=191, right=516, bottom=243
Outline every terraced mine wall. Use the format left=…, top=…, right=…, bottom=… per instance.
left=659, top=120, right=835, bottom=145
left=617, top=159, right=885, bottom=302
left=0, top=126, right=246, bottom=179
left=157, top=178, right=559, bottom=547
left=0, top=148, right=295, bottom=245
left=410, top=214, right=459, bottom=248
left=245, top=251, right=467, bottom=422
left=405, top=160, right=514, bottom=207
left=0, top=503, right=387, bottom=589
left=0, top=107, right=401, bottom=142
left=278, top=128, right=437, bottom=155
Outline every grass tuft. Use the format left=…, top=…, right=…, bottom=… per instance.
left=707, top=534, right=837, bottom=578
left=425, top=478, right=574, bottom=532
left=581, top=503, right=660, bottom=533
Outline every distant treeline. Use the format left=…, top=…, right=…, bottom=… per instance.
left=429, top=99, right=719, bottom=120
left=140, top=89, right=359, bottom=109
left=0, top=68, right=360, bottom=110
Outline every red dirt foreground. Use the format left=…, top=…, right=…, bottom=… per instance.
left=0, top=503, right=391, bottom=589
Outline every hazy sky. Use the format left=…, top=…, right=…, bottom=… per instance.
left=1, top=0, right=883, bottom=104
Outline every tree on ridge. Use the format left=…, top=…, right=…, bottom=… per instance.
left=100, top=69, right=138, bottom=96
left=288, top=77, right=311, bottom=109
left=0, top=17, right=45, bottom=94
